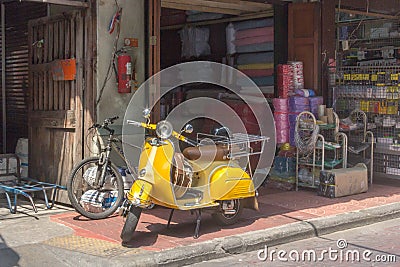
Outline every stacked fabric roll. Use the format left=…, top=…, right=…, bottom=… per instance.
left=273, top=98, right=289, bottom=144
left=226, top=18, right=274, bottom=94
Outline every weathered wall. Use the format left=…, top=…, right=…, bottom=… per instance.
left=96, top=0, right=145, bottom=123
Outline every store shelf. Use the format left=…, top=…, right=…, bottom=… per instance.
left=375, top=146, right=400, bottom=155
left=161, top=10, right=273, bottom=30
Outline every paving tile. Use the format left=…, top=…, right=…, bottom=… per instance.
left=50, top=183, right=400, bottom=252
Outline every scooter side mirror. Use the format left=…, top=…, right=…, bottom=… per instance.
left=142, top=108, right=151, bottom=119
left=183, top=124, right=193, bottom=134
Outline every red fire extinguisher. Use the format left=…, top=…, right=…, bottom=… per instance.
left=117, top=51, right=132, bottom=93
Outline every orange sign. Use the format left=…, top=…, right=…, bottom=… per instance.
left=52, top=59, right=77, bottom=81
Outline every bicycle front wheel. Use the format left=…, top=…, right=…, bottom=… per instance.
left=67, top=157, right=124, bottom=220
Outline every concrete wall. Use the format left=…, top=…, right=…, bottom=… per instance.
left=96, top=0, right=145, bottom=123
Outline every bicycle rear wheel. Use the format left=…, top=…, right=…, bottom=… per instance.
left=67, top=157, right=124, bottom=220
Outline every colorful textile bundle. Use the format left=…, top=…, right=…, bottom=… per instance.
left=277, top=64, right=294, bottom=98
left=273, top=98, right=289, bottom=144
left=289, top=61, right=304, bottom=90
left=289, top=96, right=310, bottom=112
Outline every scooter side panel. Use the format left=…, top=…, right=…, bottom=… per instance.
left=209, top=166, right=255, bottom=200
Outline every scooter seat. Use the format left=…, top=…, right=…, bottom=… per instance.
left=183, top=145, right=229, bottom=161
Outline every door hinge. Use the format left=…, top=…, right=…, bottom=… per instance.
left=150, top=36, right=157, bottom=46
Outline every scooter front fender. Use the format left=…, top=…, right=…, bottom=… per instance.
left=126, top=179, right=153, bottom=208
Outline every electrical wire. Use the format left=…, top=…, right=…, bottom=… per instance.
left=347, top=0, right=370, bottom=48
left=96, top=2, right=122, bottom=107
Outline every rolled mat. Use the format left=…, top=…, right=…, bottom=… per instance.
left=251, top=76, right=274, bottom=86
left=236, top=52, right=274, bottom=65
left=233, top=18, right=274, bottom=31
left=240, top=69, right=274, bottom=77
left=236, top=42, right=274, bottom=53
left=236, top=76, right=274, bottom=87
left=233, top=35, right=274, bottom=46
left=235, top=27, right=274, bottom=39
left=237, top=63, right=274, bottom=70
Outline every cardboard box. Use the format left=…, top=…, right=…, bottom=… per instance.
left=318, top=163, right=368, bottom=198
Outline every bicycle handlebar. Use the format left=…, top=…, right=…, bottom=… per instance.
left=90, top=116, right=120, bottom=131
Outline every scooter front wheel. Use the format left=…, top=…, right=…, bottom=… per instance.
left=212, top=199, right=243, bottom=226
left=121, top=206, right=142, bottom=244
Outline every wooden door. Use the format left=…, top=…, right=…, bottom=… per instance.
left=288, top=2, right=321, bottom=93
left=28, top=11, right=85, bottom=203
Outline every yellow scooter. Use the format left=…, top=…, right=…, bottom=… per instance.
left=120, top=109, right=269, bottom=243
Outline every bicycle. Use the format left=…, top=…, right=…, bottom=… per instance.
left=67, top=116, right=127, bottom=220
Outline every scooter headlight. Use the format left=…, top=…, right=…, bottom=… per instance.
left=156, top=120, right=173, bottom=139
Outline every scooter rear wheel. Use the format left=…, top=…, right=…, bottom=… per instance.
left=212, top=199, right=243, bottom=226
left=121, top=206, right=142, bottom=244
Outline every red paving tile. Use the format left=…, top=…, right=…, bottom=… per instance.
left=51, top=183, right=400, bottom=251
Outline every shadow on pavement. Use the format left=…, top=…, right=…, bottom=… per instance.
left=0, top=235, right=20, bottom=267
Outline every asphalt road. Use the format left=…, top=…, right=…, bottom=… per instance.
left=191, top=218, right=400, bottom=267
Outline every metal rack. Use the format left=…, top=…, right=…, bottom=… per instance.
left=333, top=67, right=390, bottom=180
left=196, top=132, right=269, bottom=159
left=295, top=112, right=348, bottom=190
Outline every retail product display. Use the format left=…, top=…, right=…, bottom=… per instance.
left=338, top=109, right=374, bottom=183
left=295, top=111, right=348, bottom=189
left=334, top=17, right=398, bottom=180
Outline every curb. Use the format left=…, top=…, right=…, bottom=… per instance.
left=116, top=202, right=400, bottom=266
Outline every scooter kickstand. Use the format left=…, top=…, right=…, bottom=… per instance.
left=167, top=209, right=174, bottom=229
left=194, top=209, right=201, bottom=239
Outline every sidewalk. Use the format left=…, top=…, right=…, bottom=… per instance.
left=1, top=178, right=400, bottom=266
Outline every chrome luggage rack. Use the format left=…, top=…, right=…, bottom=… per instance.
left=196, top=133, right=269, bottom=159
